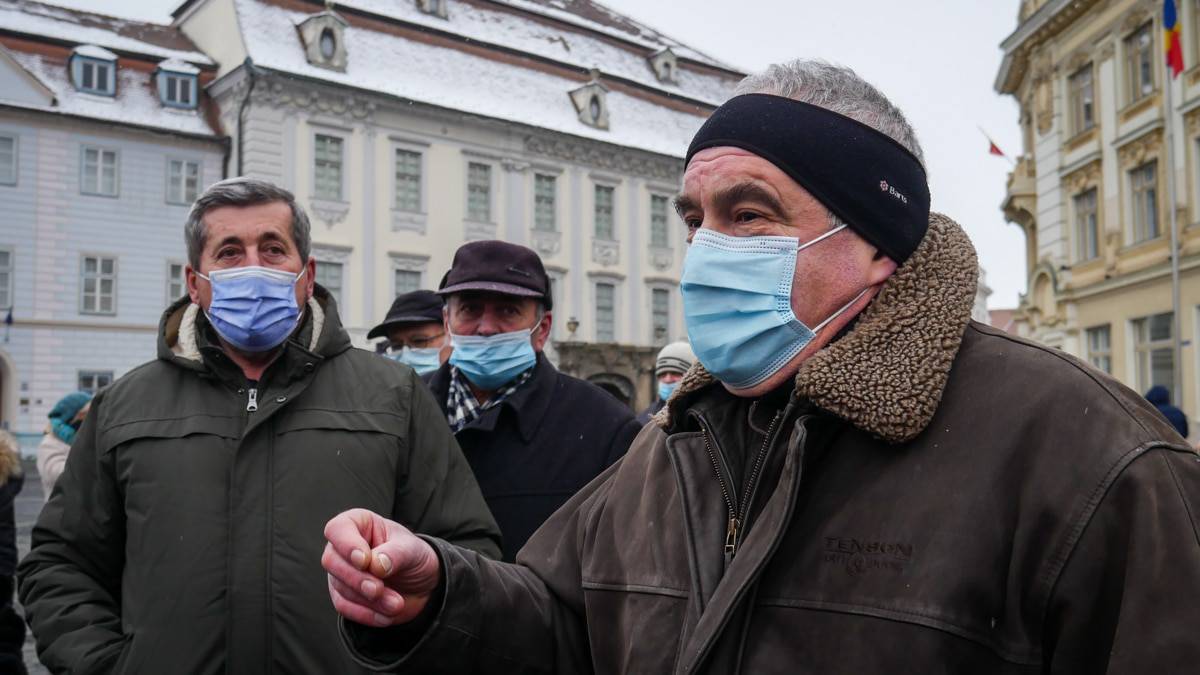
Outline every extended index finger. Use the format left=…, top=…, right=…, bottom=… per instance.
left=323, top=508, right=377, bottom=571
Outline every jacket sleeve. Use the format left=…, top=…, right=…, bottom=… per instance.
left=392, top=370, right=503, bottom=561
left=17, top=391, right=127, bottom=674
left=1045, top=445, right=1200, bottom=673
left=35, top=433, right=69, bottom=499
left=342, top=457, right=624, bottom=673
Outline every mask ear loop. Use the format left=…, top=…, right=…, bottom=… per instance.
left=796, top=223, right=849, bottom=252
left=812, top=286, right=872, bottom=335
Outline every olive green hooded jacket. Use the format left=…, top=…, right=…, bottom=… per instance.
left=19, top=288, right=501, bottom=674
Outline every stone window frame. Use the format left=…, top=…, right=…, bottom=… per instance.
left=0, top=133, right=17, bottom=186
left=1122, top=20, right=1157, bottom=106
left=390, top=135, right=430, bottom=232
left=544, top=266, right=566, bottom=340
left=79, top=253, right=118, bottom=316
left=80, top=145, right=119, bottom=197
left=1085, top=324, right=1112, bottom=374
left=165, top=157, right=202, bottom=205
left=645, top=279, right=676, bottom=346
left=313, top=243, right=351, bottom=310
left=1067, top=62, right=1096, bottom=137
left=389, top=252, right=429, bottom=297
left=1071, top=186, right=1100, bottom=262
left=311, top=128, right=348, bottom=202
left=1129, top=160, right=1161, bottom=243
left=0, top=247, right=12, bottom=310
left=165, top=259, right=186, bottom=305
left=1130, top=311, right=1176, bottom=398
left=77, top=370, right=113, bottom=394
left=1116, top=129, right=1165, bottom=248
left=533, top=171, right=560, bottom=232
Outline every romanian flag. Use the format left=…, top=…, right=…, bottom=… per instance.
left=1166, top=0, right=1184, bottom=78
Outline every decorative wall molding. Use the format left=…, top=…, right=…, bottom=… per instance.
left=591, top=238, right=620, bottom=266
left=649, top=246, right=673, bottom=271
left=312, top=243, right=352, bottom=263
left=464, top=220, right=497, bottom=241
left=1116, top=127, right=1163, bottom=167
left=391, top=210, right=427, bottom=233
left=524, top=134, right=682, bottom=182
left=310, top=198, right=349, bottom=228
left=531, top=229, right=561, bottom=255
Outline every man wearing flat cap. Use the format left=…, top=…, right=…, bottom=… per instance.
left=400, top=240, right=639, bottom=562
left=324, top=60, right=1200, bottom=673
left=368, top=290, right=450, bottom=376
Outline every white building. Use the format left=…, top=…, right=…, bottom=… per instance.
left=174, top=0, right=743, bottom=406
left=0, top=0, right=225, bottom=445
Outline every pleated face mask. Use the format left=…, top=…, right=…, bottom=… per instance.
left=680, top=225, right=865, bottom=389
left=199, top=265, right=305, bottom=353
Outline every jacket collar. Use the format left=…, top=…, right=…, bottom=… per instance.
left=157, top=284, right=353, bottom=370
left=658, top=213, right=979, bottom=444
left=429, top=353, right=556, bottom=443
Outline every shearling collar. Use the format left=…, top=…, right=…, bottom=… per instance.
left=657, top=213, right=979, bottom=444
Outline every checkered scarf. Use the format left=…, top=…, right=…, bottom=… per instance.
left=446, top=366, right=534, bottom=433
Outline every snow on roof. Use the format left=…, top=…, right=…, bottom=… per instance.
left=340, top=0, right=738, bottom=106
left=3, top=49, right=219, bottom=138
left=72, top=44, right=118, bottom=60
left=0, top=0, right=212, bottom=65
left=493, top=0, right=736, bottom=72
left=238, top=0, right=714, bottom=157
left=157, top=57, right=201, bottom=74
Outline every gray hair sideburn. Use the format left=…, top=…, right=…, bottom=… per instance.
left=184, top=177, right=312, bottom=269
left=735, top=61, right=925, bottom=232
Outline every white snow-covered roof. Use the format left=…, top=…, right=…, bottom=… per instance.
left=493, top=0, right=735, bottom=71
left=0, top=0, right=213, bottom=65
left=3, top=49, right=219, bottom=138
left=339, top=0, right=737, bottom=106
left=237, top=0, right=720, bottom=158
left=72, top=44, right=118, bottom=60
left=157, top=57, right=201, bottom=74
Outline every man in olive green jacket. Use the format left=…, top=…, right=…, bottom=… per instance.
left=18, top=178, right=500, bottom=674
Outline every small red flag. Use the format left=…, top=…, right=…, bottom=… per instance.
left=989, top=141, right=1006, bottom=157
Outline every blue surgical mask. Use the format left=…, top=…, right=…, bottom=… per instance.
left=390, top=346, right=442, bottom=375
left=449, top=328, right=537, bottom=390
left=199, top=265, right=306, bottom=353
left=658, top=381, right=678, bottom=402
left=680, top=226, right=865, bottom=389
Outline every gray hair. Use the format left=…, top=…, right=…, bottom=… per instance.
left=734, top=59, right=925, bottom=166
left=184, top=177, right=312, bottom=268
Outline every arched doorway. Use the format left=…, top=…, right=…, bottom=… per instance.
left=587, top=373, right=635, bottom=409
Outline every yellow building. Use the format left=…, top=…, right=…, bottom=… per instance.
left=997, top=0, right=1200, bottom=437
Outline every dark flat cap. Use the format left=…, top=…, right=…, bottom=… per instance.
left=437, top=240, right=552, bottom=309
left=367, top=289, right=444, bottom=339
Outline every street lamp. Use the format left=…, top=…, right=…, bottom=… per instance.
left=566, top=316, right=579, bottom=340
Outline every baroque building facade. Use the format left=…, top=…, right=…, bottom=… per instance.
left=174, top=0, right=743, bottom=410
left=0, top=0, right=225, bottom=445
left=997, top=0, right=1200, bottom=435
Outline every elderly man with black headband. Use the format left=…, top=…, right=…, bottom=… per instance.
left=322, top=61, right=1200, bottom=672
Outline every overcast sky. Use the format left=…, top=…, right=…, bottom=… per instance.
left=49, top=0, right=1028, bottom=308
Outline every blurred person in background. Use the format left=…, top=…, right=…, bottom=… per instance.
left=0, top=430, right=24, bottom=675
left=368, top=290, right=450, bottom=378
left=636, top=341, right=695, bottom=425
left=35, top=390, right=92, bottom=500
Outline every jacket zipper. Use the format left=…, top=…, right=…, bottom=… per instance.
left=698, top=408, right=783, bottom=568
left=246, top=387, right=258, bottom=412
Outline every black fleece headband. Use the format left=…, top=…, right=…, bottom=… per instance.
left=686, top=94, right=930, bottom=264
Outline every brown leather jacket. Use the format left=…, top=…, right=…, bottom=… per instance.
left=344, top=215, right=1200, bottom=674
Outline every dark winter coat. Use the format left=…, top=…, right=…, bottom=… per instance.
left=426, top=354, right=640, bottom=561
left=1146, top=385, right=1189, bottom=438
left=18, top=288, right=501, bottom=674
left=635, top=398, right=665, bottom=426
left=342, top=215, right=1200, bottom=674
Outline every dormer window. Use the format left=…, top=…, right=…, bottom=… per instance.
left=297, top=11, right=348, bottom=72
left=417, top=0, right=448, bottom=18
left=648, top=47, right=678, bottom=85
left=569, top=71, right=610, bottom=130
left=71, top=45, right=117, bottom=96
left=156, top=59, right=200, bottom=109
left=319, top=28, right=337, bottom=60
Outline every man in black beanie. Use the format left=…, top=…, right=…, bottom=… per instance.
left=324, top=60, right=1200, bottom=673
